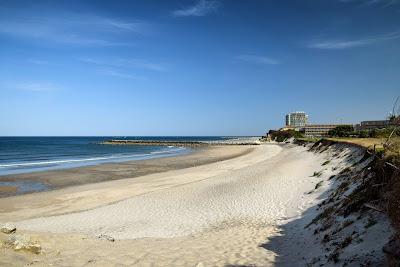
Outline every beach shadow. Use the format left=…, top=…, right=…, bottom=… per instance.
left=259, top=186, right=336, bottom=267
left=259, top=206, right=320, bottom=266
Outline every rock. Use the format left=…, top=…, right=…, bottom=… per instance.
left=1, top=223, right=16, bottom=234
left=3, top=234, right=41, bottom=254
left=97, top=234, right=115, bottom=242
left=26, top=243, right=41, bottom=254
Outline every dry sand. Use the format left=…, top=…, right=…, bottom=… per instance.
left=0, top=144, right=345, bottom=266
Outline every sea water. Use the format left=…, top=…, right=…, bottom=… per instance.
left=0, top=136, right=232, bottom=176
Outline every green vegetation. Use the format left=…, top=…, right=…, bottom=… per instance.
left=367, top=127, right=400, bottom=138
left=268, top=129, right=304, bottom=142
left=328, top=125, right=354, bottom=137
left=328, top=125, right=400, bottom=139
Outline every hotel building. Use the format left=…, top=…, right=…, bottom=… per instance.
left=285, top=111, right=308, bottom=129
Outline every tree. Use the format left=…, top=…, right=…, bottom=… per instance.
left=268, top=129, right=303, bottom=142
left=328, top=125, right=354, bottom=137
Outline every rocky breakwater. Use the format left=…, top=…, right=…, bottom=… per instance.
left=102, top=137, right=261, bottom=147
left=102, top=140, right=208, bottom=147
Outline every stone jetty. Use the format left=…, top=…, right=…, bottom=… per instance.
left=101, top=137, right=261, bottom=147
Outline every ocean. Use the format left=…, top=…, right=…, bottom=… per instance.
left=0, top=136, right=232, bottom=176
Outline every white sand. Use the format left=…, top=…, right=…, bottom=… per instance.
left=16, top=144, right=322, bottom=239
left=1, top=144, right=351, bottom=266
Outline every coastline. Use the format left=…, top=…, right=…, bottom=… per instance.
left=0, top=143, right=317, bottom=266
left=0, top=145, right=254, bottom=198
left=0, top=142, right=392, bottom=266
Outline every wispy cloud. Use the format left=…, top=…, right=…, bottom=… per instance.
left=236, top=55, right=280, bottom=65
left=27, top=59, right=49, bottom=65
left=79, top=57, right=168, bottom=72
left=99, top=69, right=146, bottom=80
left=5, top=82, right=60, bottom=92
left=172, top=0, right=220, bottom=17
left=91, top=18, right=147, bottom=32
left=308, top=40, right=372, bottom=49
left=307, top=30, right=400, bottom=49
left=0, top=24, right=119, bottom=46
left=0, top=11, right=146, bottom=46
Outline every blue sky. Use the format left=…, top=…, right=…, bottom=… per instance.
left=0, top=0, right=399, bottom=136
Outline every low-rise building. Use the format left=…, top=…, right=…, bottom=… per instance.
left=304, top=124, right=339, bottom=137
left=355, top=120, right=391, bottom=131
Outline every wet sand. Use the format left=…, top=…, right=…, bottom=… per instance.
left=0, top=146, right=254, bottom=197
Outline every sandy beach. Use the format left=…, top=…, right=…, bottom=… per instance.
left=0, top=142, right=391, bottom=266
left=0, top=143, right=321, bottom=266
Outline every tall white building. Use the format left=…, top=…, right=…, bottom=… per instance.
left=285, top=111, right=308, bottom=128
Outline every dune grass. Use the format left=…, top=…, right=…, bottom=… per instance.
left=325, top=137, right=385, bottom=150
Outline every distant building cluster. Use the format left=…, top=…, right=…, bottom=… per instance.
left=281, top=111, right=338, bottom=137
left=278, top=111, right=393, bottom=138
left=354, top=120, right=390, bottom=131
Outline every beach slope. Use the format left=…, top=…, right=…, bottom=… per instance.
left=0, top=143, right=379, bottom=266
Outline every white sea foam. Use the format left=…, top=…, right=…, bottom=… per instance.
left=150, top=147, right=184, bottom=155
left=0, top=147, right=186, bottom=168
